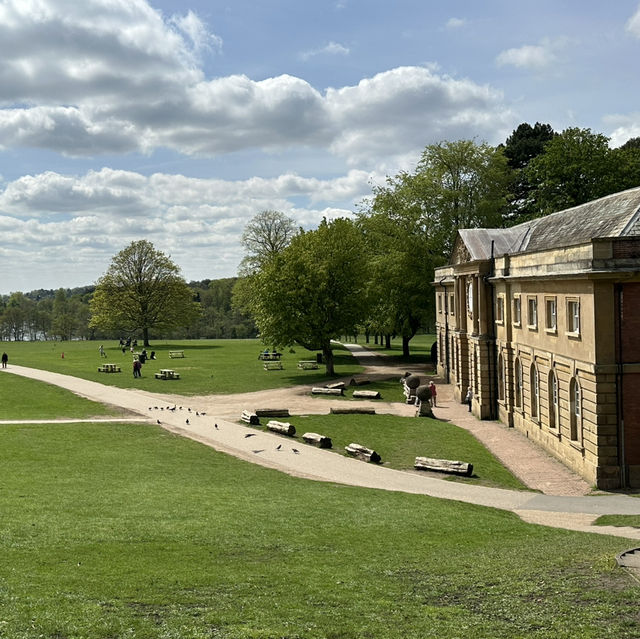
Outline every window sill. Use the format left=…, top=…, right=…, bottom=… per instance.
left=567, top=331, right=581, bottom=340
left=569, top=440, right=585, bottom=454
left=512, top=321, right=521, bottom=328
left=548, top=428, right=560, bottom=439
left=544, top=327, right=557, bottom=335
left=527, top=324, right=538, bottom=331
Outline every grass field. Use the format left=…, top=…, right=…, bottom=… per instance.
left=0, top=420, right=638, bottom=639
left=1, top=339, right=365, bottom=395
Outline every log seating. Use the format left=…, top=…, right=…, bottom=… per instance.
left=98, top=363, right=121, bottom=373
left=255, top=408, right=290, bottom=418
left=154, top=369, right=180, bottom=380
left=311, top=387, right=343, bottom=396
left=414, top=456, right=473, bottom=477
left=302, top=432, right=332, bottom=448
left=330, top=407, right=376, bottom=415
left=352, top=390, right=381, bottom=399
left=266, top=420, right=296, bottom=436
left=241, top=410, right=260, bottom=425
left=263, top=361, right=283, bottom=370
left=298, top=360, right=319, bottom=370
left=169, top=350, right=185, bottom=358
left=345, top=443, right=381, bottom=464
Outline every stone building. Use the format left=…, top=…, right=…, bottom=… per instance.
left=434, top=187, right=640, bottom=489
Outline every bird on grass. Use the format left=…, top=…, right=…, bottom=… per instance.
left=244, top=433, right=256, bottom=438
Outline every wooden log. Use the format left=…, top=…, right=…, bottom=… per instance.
left=326, top=382, right=346, bottom=390
left=349, top=376, right=370, bottom=386
left=241, top=410, right=260, bottom=425
left=266, top=420, right=296, bottom=436
left=330, top=407, right=376, bottom=415
left=345, top=443, right=381, bottom=464
left=352, top=390, right=381, bottom=399
left=414, top=456, right=473, bottom=477
left=255, top=408, right=290, bottom=418
left=311, top=387, right=344, bottom=396
left=302, top=432, right=333, bottom=448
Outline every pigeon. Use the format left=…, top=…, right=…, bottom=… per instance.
left=186, top=419, right=190, bottom=425
left=214, top=423, right=219, bottom=430
left=196, top=411, right=200, bottom=416
left=188, top=408, right=192, bottom=412
left=252, top=449, right=265, bottom=454
left=156, top=419, right=161, bottom=425
left=201, top=412, right=207, bottom=416
left=148, top=407, right=152, bottom=410
left=276, top=444, right=282, bottom=450
left=244, top=433, right=256, bottom=438
left=292, top=448, right=300, bottom=454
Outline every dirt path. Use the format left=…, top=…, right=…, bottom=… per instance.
left=2, top=350, right=640, bottom=540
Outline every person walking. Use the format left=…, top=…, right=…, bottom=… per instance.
left=99, top=344, right=106, bottom=358
left=465, top=386, right=473, bottom=412
left=133, top=359, right=142, bottom=378
left=1, top=352, right=7, bottom=368
left=429, top=380, right=437, bottom=407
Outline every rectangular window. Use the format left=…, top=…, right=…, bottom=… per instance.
left=496, top=296, right=504, bottom=323
left=527, top=296, right=538, bottom=329
left=567, top=299, right=580, bottom=335
left=438, top=294, right=443, bottom=314
left=513, top=296, right=521, bottom=326
left=545, top=297, right=557, bottom=332
left=449, top=294, right=455, bottom=316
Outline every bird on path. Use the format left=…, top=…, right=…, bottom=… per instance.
left=252, top=449, right=265, bottom=454
left=196, top=411, right=200, bottom=416
left=214, top=423, right=219, bottom=430
left=188, top=408, right=192, bottom=412
left=186, top=418, right=190, bottom=425
left=156, top=419, right=161, bottom=425
left=244, top=433, right=256, bottom=438
left=292, top=448, right=300, bottom=454
left=276, top=444, right=282, bottom=451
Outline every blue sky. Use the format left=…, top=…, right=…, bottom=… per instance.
left=2, top=0, right=640, bottom=293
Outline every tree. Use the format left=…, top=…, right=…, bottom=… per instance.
left=89, top=240, right=200, bottom=346
left=239, top=209, right=297, bottom=273
left=525, top=127, right=622, bottom=216
left=237, top=218, right=368, bottom=375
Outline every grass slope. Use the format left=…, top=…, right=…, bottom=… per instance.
left=2, top=339, right=363, bottom=395
left=0, top=422, right=638, bottom=639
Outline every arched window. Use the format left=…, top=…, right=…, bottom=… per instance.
left=530, top=363, right=539, bottom=420
left=515, top=357, right=522, bottom=409
left=570, top=377, right=582, bottom=442
left=498, top=352, right=505, bottom=401
left=548, top=370, right=558, bottom=429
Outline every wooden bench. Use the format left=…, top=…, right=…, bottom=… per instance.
left=298, top=360, right=318, bottom=370
left=263, top=361, right=283, bottom=370
left=169, top=351, right=185, bottom=359
left=155, top=369, right=181, bottom=380
left=98, top=363, right=121, bottom=373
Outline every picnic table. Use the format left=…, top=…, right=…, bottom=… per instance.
left=154, top=369, right=181, bottom=380
left=98, top=363, right=121, bottom=373
left=264, top=361, right=283, bottom=370
left=297, top=360, right=319, bottom=370
left=258, top=351, right=282, bottom=361
left=169, top=350, right=185, bottom=358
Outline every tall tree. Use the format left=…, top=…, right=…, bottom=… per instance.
left=89, top=240, right=200, bottom=346
left=239, top=209, right=297, bottom=274
left=237, top=218, right=368, bottom=375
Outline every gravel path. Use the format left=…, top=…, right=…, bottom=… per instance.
left=2, top=349, right=640, bottom=540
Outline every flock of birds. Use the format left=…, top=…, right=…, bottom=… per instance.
left=147, top=405, right=300, bottom=454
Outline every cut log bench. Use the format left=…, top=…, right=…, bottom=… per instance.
left=352, top=390, right=381, bottom=399
left=345, top=443, right=381, bottom=464
left=326, top=382, right=346, bottom=390
left=98, top=363, right=121, bottom=373
left=255, top=408, right=290, bottom=418
left=302, top=432, right=332, bottom=448
left=154, top=369, right=180, bottom=380
left=263, top=361, right=283, bottom=370
left=241, top=410, right=260, bottom=425
left=169, top=350, right=185, bottom=358
left=311, top=387, right=344, bottom=396
left=414, top=456, right=473, bottom=477
left=298, top=360, right=319, bottom=370
left=349, top=376, right=370, bottom=386
left=266, top=420, right=296, bottom=436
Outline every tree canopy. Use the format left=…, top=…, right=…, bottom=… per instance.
left=239, top=209, right=297, bottom=274
left=236, top=218, right=368, bottom=374
left=89, top=240, right=200, bottom=346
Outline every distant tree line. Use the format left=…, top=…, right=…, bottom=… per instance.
left=0, top=277, right=257, bottom=342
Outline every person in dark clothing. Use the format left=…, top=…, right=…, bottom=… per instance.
left=1, top=352, right=7, bottom=368
left=133, top=359, right=142, bottom=378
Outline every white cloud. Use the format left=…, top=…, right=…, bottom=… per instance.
left=496, top=38, right=568, bottom=70
left=604, top=112, right=640, bottom=147
left=445, top=17, right=466, bottom=29
left=626, top=5, right=640, bottom=37
left=300, top=41, right=350, bottom=61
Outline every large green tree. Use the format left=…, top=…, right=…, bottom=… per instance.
left=236, top=218, right=368, bottom=375
left=89, top=240, right=200, bottom=346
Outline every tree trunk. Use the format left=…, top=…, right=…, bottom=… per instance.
left=322, top=341, right=334, bottom=375
left=402, top=335, right=410, bottom=358
left=385, top=334, right=391, bottom=349
left=143, top=326, right=150, bottom=347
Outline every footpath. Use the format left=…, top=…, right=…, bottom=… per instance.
left=2, top=348, right=640, bottom=540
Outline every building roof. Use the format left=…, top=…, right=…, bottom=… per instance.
left=454, top=186, right=640, bottom=262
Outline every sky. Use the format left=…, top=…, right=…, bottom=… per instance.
left=3, top=0, right=640, bottom=294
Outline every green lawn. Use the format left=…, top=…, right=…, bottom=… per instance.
left=1, top=339, right=365, bottom=395
left=255, top=413, right=527, bottom=490
left=347, top=333, right=436, bottom=369
left=0, top=421, right=637, bottom=639
left=595, top=515, right=640, bottom=528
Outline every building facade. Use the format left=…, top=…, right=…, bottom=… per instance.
left=434, top=188, right=640, bottom=490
